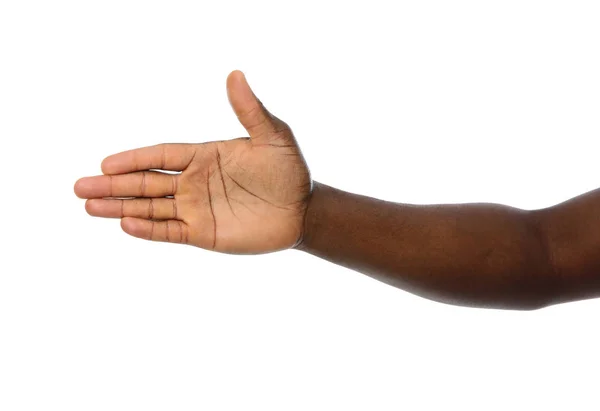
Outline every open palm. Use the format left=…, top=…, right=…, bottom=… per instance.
left=74, top=71, right=312, bottom=254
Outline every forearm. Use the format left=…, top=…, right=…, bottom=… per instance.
left=296, top=182, right=560, bottom=310
left=532, top=187, right=600, bottom=306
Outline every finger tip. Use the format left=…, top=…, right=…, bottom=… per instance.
left=227, top=70, right=249, bottom=91
left=120, top=217, right=139, bottom=235
left=74, top=178, right=88, bottom=198
left=120, top=216, right=132, bottom=229
left=228, top=69, right=245, bottom=82
left=84, top=199, right=97, bottom=215
left=100, top=158, right=113, bottom=175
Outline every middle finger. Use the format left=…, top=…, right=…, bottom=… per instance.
left=74, top=171, right=177, bottom=198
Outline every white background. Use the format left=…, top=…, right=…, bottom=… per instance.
left=1, top=1, right=600, bottom=410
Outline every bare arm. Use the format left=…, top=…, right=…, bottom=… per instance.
left=296, top=182, right=600, bottom=310
left=75, top=70, right=600, bottom=311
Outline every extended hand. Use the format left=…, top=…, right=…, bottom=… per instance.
left=74, top=71, right=312, bottom=254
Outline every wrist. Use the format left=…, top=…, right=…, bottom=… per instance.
left=292, top=180, right=329, bottom=252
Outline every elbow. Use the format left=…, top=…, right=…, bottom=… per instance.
left=514, top=295, right=555, bottom=311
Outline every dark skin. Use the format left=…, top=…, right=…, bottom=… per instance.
left=75, top=70, right=600, bottom=310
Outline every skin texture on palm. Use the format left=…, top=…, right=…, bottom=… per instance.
left=75, top=71, right=312, bottom=254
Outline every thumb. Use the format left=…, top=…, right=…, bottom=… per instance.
left=226, top=70, right=292, bottom=143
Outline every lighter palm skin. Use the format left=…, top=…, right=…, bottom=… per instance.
left=75, top=71, right=312, bottom=254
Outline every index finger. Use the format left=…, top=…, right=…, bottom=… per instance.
left=101, top=143, right=197, bottom=175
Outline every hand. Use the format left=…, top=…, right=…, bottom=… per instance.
left=74, top=71, right=312, bottom=254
